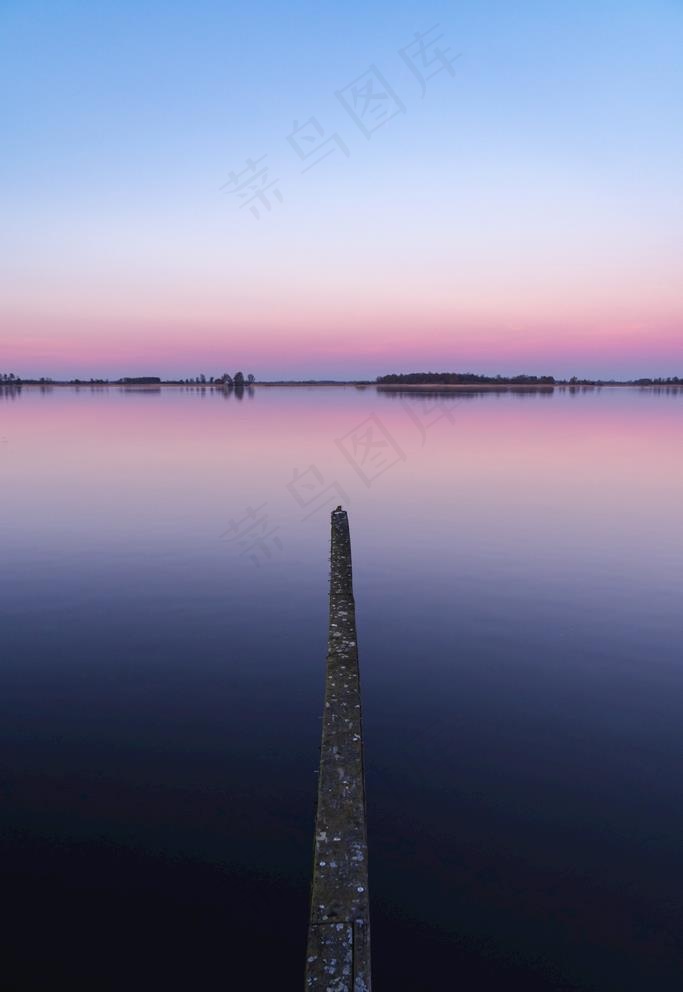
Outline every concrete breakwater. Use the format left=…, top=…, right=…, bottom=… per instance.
left=305, top=509, right=371, bottom=992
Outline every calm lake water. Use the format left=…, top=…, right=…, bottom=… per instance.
left=1, top=384, right=682, bottom=990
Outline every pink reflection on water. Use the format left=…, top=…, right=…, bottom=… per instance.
left=1, top=386, right=681, bottom=581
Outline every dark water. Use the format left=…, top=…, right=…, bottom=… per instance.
left=1, top=385, right=682, bottom=989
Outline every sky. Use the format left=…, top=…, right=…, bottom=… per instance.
left=1, top=0, right=682, bottom=380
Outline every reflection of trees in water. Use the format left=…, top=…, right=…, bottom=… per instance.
left=377, top=387, right=479, bottom=402
left=563, top=385, right=600, bottom=395
left=221, top=383, right=255, bottom=400
left=379, top=384, right=683, bottom=402
left=377, top=385, right=555, bottom=402
left=639, top=385, right=683, bottom=396
left=0, top=384, right=23, bottom=401
left=119, top=386, right=162, bottom=394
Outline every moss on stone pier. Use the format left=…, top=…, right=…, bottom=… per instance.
left=305, top=510, right=371, bottom=992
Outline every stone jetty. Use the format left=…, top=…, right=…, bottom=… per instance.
left=305, top=508, right=371, bottom=991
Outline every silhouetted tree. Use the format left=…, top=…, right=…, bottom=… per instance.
left=234, top=371, right=245, bottom=387
left=247, top=373, right=255, bottom=384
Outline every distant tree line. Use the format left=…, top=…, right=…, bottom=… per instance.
left=1, top=371, right=259, bottom=386
left=172, top=372, right=256, bottom=386
left=104, top=372, right=258, bottom=385
left=631, top=376, right=682, bottom=386
left=377, top=371, right=683, bottom=387
left=376, top=371, right=557, bottom=385
left=118, top=377, right=160, bottom=385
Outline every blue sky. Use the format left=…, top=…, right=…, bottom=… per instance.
left=2, top=0, right=682, bottom=378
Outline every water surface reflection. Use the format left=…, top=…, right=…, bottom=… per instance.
left=1, top=385, right=681, bottom=990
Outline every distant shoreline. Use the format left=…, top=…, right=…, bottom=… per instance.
left=4, top=381, right=682, bottom=391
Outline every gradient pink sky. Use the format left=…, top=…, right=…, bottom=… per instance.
left=2, top=1, right=682, bottom=380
